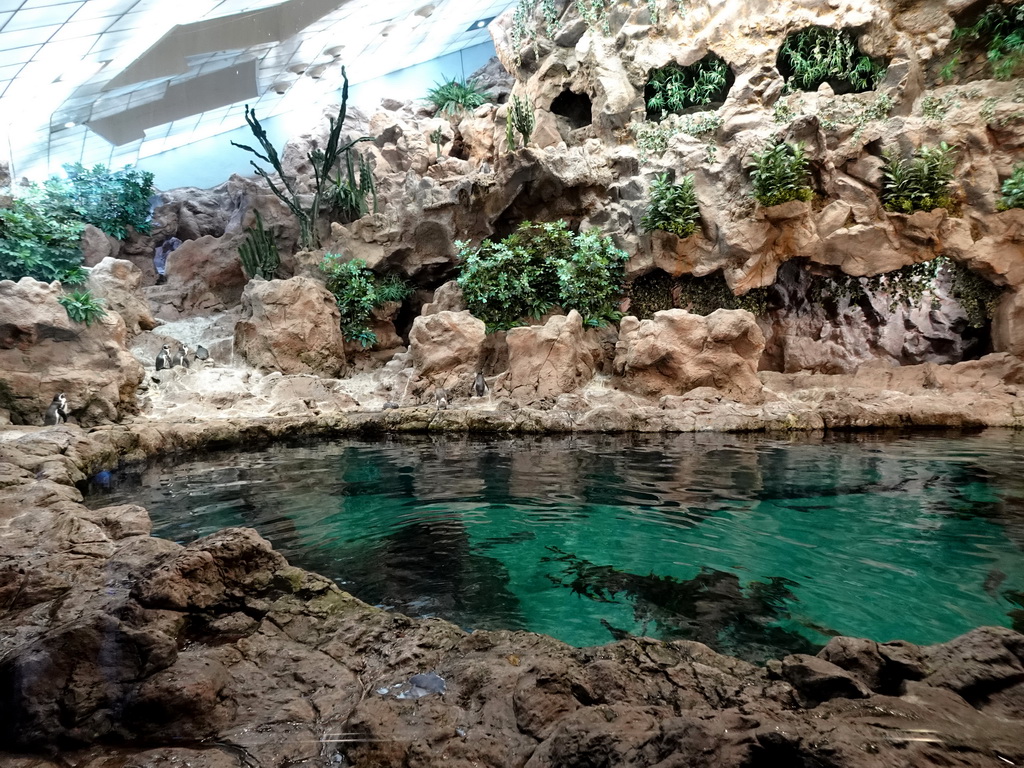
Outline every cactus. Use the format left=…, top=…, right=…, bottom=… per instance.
left=506, top=95, right=535, bottom=151
left=238, top=210, right=280, bottom=280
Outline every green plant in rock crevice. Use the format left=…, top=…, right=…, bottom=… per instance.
left=946, top=2, right=1024, bottom=81
left=331, top=150, right=376, bottom=223
left=779, top=26, right=886, bottom=93
left=881, top=142, right=957, bottom=214
left=998, top=162, right=1024, bottom=210
left=748, top=139, right=813, bottom=207
left=641, top=173, right=701, bottom=239
left=646, top=56, right=730, bottom=119
left=426, top=78, right=488, bottom=117
left=232, top=67, right=372, bottom=250
left=238, top=210, right=280, bottom=281
left=58, top=290, right=107, bottom=326
left=320, top=255, right=412, bottom=348
left=506, top=95, right=536, bottom=151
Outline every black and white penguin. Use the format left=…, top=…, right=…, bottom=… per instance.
left=43, top=393, right=69, bottom=425
left=472, top=372, right=488, bottom=398
left=155, top=344, right=172, bottom=371
left=172, top=344, right=190, bottom=368
left=434, top=388, right=449, bottom=410
left=194, top=344, right=210, bottom=362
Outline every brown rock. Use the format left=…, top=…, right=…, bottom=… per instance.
left=233, top=276, right=347, bottom=377
left=408, top=310, right=486, bottom=385
left=506, top=311, right=603, bottom=403
left=87, top=257, right=157, bottom=338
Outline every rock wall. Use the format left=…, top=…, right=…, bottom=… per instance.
left=0, top=278, right=144, bottom=425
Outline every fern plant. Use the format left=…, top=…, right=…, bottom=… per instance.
left=641, top=173, right=700, bottom=238
left=238, top=210, right=280, bottom=280
left=748, top=139, right=813, bottom=207
left=645, top=56, right=729, bottom=119
left=506, top=95, right=536, bottom=151
left=426, top=78, right=488, bottom=116
left=58, top=290, right=106, bottom=326
left=881, top=143, right=957, bottom=213
left=779, top=27, right=886, bottom=92
left=998, top=162, right=1024, bottom=210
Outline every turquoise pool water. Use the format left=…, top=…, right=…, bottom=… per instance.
left=86, top=431, right=1024, bottom=661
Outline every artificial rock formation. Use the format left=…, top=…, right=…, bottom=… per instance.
left=86, top=257, right=158, bottom=338
left=615, top=309, right=765, bottom=402
left=408, top=310, right=486, bottom=388
left=0, top=278, right=144, bottom=425
left=233, top=276, right=347, bottom=378
left=506, top=310, right=604, bottom=403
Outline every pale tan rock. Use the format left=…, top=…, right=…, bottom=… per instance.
left=233, top=276, right=346, bottom=377
left=0, top=278, right=144, bottom=425
left=163, top=232, right=248, bottom=319
left=79, top=224, right=120, bottom=267
left=87, top=257, right=157, bottom=338
left=506, top=311, right=603, bottom=403
left=408, top=310, right=485, bottom=384
left=421, top=280, right=466, bottom=315
left=614, top=309, right=765, bottom=402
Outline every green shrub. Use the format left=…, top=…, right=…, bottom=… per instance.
left=54, top=163, right=155, bottom=240
left=645, top=56, right=729, bottom=119
left=238, top=210, right=280, bottom=280
left=506, top=95, right=536, bottom=150
left=58, top=290, right=106, bottom=326
left=641, top=173, right=700, bottom=239
left=0, top=191, right=86, bottom=284
left=998, top=162, right=1024, bottom=210
left=456, top=220, right=627, bottom=330
left=427, top=78, right=488, bottom=116
left=881, top=142, right=957, bottom=213
left=748, top=139, right=813, bottom=207
left=949, top=3, right=1024, bottom=80
left=320, top=255, right=411, bottom=348
left=778, top=27, right=886, bottom=92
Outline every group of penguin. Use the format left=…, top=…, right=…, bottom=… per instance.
left=155, top=342, right=210, bottom=371
left=432, top=372, right=489, bottom=410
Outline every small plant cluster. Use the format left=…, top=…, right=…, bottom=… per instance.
left=456, top=220, right=628, bottom=330
left=748, top=139, right=813, bottom=207
left=506, top=95, right=536, bottom=150
left=881, top=142, right=957, bottom=213
left=645, top=56, right=730, bottom=119
left=945, top=2, right=1024, bottom=81
left=426, top=78, right=488, bottom=117
left=320, top=255, right=411, bottom=348
left=576, top=0, right=610, bottom=34
left=629, top=113, right=722, bottom=161
left=509, top=0, right=560, bottom=53
left=626, top=271, right=771, bottom=318
left=779, top=27, right=886, bottom=93
left=921, top=93, right=961, bottom=122
left=641, top=173, right=700, bottom=239
left=238, top=210, right=279, bottom=280
left=58, top=290, right=107, bottom=326
left=332, top=150, right=376, bottom=223
left=998, top=162, right=1024, bottom=210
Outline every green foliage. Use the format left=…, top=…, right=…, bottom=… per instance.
left=944, top=259, right=1004, bottom=328
left=641, top=173, right=700, bottom=239
left=645, top=56, right=729, bottom=119
left=427, top=78, right=488, bottom=116
left=629, top=112, right=721, bottom=161
left=58, top=290, right=106, bottom=326
left=627, top=272, right=770, bottom=317
left=331, top=150, right=376, bottom=223
left=238, top=210, right=280, bottom=280
left=881, top=142, right=957, bottom=213
left=950, top=2, right=1024, bottom=80
left=456, top=220, right=627, bottom=330
left=40, top=163, right=155, bottom=241
left=626, top=271, right=675, bottom=318
left=320, top=255, right=412, bottom=347
left=779, top=27, right=886, bottom=93
left=430, top=127, right=445, bottom=158
left=921, top=93, right=960, bottom=121
left=506, top=95, right=536, bottom=151
left=748, top=139, right=813, bottom=207
left=0, top=190, right=86, bottom=284
left=510, top=0, right=560, bottom=53
left=576, top=0, right=610, bottom=33
left=232, top=67, right=372, bottom=250
left=998, top=162, right=1024, bottom=210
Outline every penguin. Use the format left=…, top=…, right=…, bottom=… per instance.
left=43, top=393, right=69, bottom=426
left=172, top=344, right=190, bottom=368
left=194, top=344, right=210, bottom=362
left=155, top=344, right=172, bottom=371
left=434, top=388, right=449, bottom=410
left=472, top=372, right=488, bottom=398
left=382, top=401, right=400, bottom=410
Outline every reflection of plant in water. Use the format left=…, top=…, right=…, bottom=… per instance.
left=542, top=547, right=824, bottom=662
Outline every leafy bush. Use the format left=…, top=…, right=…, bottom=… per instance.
left=506, top=95, right=536, bottom=150
left=456, top=220, right=627, bottom=330
left=778, top=27, right=886, bottom=93
left=427, top=78, right=488, bottom=116
left=239, top=210, right=280, bottom=280
left=998, top=163, right=1024, bottom=210
left=0, top=193, right=85, bottom=284
left=54, top=163, right=155, bottom=240
left=748, top=139, right=813, bottom=207
left=645, top=56, right=730, bottom=119
left=320, top=255, right=411, bottom=348
left=58, top=290, right=107, bottom=326
left=949, top=2, right=1024, bottom=80
left=881, top=142, right=957, bottom=213
left=641, top=173, right=700, bottom=239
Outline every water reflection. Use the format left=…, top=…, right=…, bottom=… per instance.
left=86, top=430, right=1024, bottom=660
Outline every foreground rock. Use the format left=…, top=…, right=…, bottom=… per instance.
left=0, top=278, right=144, bottom=425
left=0, top=425, right=1021, bottom=768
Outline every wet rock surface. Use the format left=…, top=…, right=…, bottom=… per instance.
left=0, top=424, right=1021, bottom=767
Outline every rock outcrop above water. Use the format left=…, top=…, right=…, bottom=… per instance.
left=0, top=425, right=1021, bottom=768
left=0, top=278, right=144, bottom=425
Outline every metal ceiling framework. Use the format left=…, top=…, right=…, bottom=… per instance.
left=0, top=0, right=513, bottom=182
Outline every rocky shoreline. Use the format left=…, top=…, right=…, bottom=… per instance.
left=1, top=419, right=1023, bottom=768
